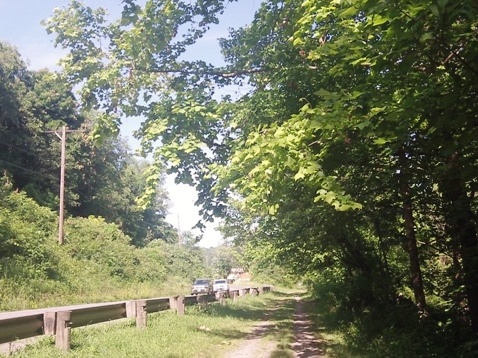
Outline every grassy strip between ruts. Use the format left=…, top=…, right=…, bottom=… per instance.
left=6, top=289, right=303, bottom=358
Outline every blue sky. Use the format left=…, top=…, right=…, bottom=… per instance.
left=0, top=0, right=259, bottom=247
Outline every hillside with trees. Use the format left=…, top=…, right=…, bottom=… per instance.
left=1, top=0, right=478, bottom=356
left=0, top=40, right=222, bottom=311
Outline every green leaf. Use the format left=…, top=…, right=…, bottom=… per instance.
left=355, top=121, right=369, bottom=130
left=437, top=0, right=449, bottom=9
left=371, top=15, right=389, bottom=26
left=268, top=204, right=279, bottom=216
left=339, top=6, right=357, bottom=18
left=430, top=4, right=440, bottom=17
left=420, top=32, right=434, bottom=43
left=373, top=138, right=388, bottom=145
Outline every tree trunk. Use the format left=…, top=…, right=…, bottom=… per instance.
left=399, top=149, right=427, bottom=315
left=440, top=153, right=478, bottom=333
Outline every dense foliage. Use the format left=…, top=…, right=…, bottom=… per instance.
left=0, top=179, right=212, bottom=310
left=1, top=0, right=476, bottom=355
left=0, top=40, right=175, bottom=247
left=0, top=39, right=220, bottom=310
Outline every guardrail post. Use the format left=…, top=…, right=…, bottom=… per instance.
left=258, top=286, right=264, bottom=294
left=55, top=311, right=72, bottom=351
left=169, top=296, right=177, bottom=311
left=43, top=312, right=56, bottom=335
left=239, top=289, right=245, bottom=297
left=126, top=301, right=136, bottom=318
left=136, top=300, right=147, bottom=329
left=197, top=294, right=208, bottom=309
left=177, top=295, right=185, bottom=315
left=215, top=290, right=226, bottom=305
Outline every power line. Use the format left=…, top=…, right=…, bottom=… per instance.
left=0, top=155, right=164, bottom=232
left=0, top=158, right=46, bottom=176
left=0, top=139, right=39, bottom=156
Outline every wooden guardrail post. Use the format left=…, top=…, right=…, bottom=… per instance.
left=55, top=311, right=72, bottom=351
left=169, top=296, right=177, bottom=311
left=136, top=300, right=147, bottom=329
left=215, top=290, right=226, bottom=305
left=197, top=294, right=208, bottom=309
left=170, top=295, right=185, bottom=315
left=126, top=301, right=136, bottom=318
left=43, top=312, right=56, bottom=335
left=176, top=295, right=185, bottom=315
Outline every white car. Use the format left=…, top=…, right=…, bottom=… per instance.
left=213, top=279, right=229, bottom=292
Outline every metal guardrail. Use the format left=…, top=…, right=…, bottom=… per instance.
left=0, top=285, right=273, bottom=352
left=184, top=295, right=199, bottom=306
left=145, top=297, right=170, bottom=314
left=69, top=302, right=127, bottom=328
left=0, top=314, right=44, bottom=344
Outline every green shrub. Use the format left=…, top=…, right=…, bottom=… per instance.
left=0, top=183, right=58, bottom=280
left=63, top=216, right=137, bottom=279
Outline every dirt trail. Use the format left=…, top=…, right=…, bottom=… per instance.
left=223, top=321, right=277, bottom=358
left=224, top=295, right=324, bottom=358
left=291, top=296, right=325, bottom=357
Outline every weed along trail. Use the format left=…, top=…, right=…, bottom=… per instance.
left=223, top=291, right=324, bottom=358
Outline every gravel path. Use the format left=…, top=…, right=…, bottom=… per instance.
left=224, top=295, right=324, bottom=358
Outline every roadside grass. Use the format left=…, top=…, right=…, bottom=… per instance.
left=8, top=291, right=288, bottom=358
left=6, top=288, right=355, bottom=358
left=0, top=277, right=190, bottom=312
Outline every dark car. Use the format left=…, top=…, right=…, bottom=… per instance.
left=191, top=279, right=213, bottom=295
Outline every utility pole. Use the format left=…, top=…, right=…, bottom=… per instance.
left=45, top=126, right=85, bottom=245
left=58, top=126, right=66, bottom=245
left=177, top=213, right=182, bottom=246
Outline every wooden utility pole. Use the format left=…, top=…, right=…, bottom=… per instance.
left=177, top=213, right=182, bottom=246
left=45, top=126, right=85, bottom=245
left=58, top=126, right=66, bottom=245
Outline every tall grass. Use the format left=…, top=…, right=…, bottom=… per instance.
left=0, top=276, right=191, bottom=311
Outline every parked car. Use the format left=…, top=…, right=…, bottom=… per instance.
left=213, top=279, right=229, bottom=293
left=226, top=273, right=237, bottom=284
left=191, top=279, right=213, bottom=295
